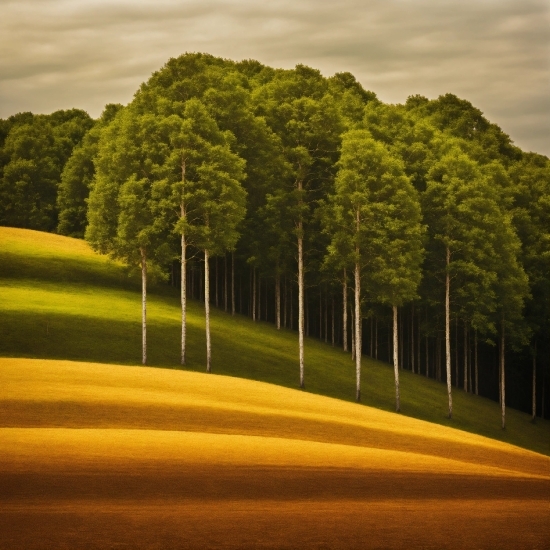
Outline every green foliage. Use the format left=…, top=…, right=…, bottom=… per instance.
left=138, top=53, right=283, bottom=269
left=325, top=130, right=424, bottom=308
left=510, top=154, right=550, bottom=335
left=362, top=101, right=439, bottom=192
left=86, top=105, right=168, bottom=267
left=253, top=65, right=345, bottom=284
left=423, top=144, right=529, bottom=340
left=405, top=93, right=522, bottom=165
left=57, top=104, right=123, bottom=237
left=0, top=110, right=93, bottom=231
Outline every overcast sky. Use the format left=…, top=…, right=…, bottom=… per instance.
left=1, top=0, right=548, bottom=155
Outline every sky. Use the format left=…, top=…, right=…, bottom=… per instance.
left=1, top=0, right=548, bottom=155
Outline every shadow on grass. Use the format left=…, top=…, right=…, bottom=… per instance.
left=0, top=251, right=144, bottom=293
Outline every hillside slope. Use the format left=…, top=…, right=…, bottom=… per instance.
left=1, top=358, right=549, bottom=549
left=0, top=227, right=548, bottom=455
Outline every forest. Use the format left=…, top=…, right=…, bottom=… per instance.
left=0, top=52, right=548, bottom=425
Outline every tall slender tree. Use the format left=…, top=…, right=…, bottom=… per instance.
left=192, top=148, right=246, bottom=372
left=147, top=97, right=242, bottom=366
left=325, top=130, right=422, bottom=403
left=86, top=106, right=168, bottom=364
left=423, top=145, right=508, bottom=418
left=369, top=182, right=425, bottom=412
left=256, top=65, right=343, bottom=388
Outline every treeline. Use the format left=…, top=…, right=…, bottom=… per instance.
left=0, top=53, right=548, bottom=424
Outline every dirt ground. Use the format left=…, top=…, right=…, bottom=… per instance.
left=1, top=359, right=549, bottom=549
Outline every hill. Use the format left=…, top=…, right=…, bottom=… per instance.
left=0, top=227, right=548, bottom=455
left=1, top=357, right=549, bottom=549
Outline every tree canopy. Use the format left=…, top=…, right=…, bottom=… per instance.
left=1, top=52, right=548, bottom=422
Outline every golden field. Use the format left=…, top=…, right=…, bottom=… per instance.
left=1, top=358, right=549, bottom=549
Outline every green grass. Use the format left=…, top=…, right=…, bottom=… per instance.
left=1, top=227, right=548, bottom=455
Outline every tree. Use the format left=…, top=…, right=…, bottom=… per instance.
left=86, top=106, right=168, bottom=365
left=57, top=104, right=122, bottom=237
left=326, top=130, right=422, bottom=403
left=139, top=53, right=283, bottom=325
left=491, top=212, right=530, bottom=429
left=369, top=183, right=425, bottom=412
left=423, top=144, right=522, bottom=418
left=509, top=153, right=550, bottom=421
left=148, top=97, right=247, bottom=369
left=0, top=117, right=60, bottom=230
left=255, top=65, right=344, bottom=388
left=188, top=139, right=246, bottom=372
left=0, top=109, right=92, bottom=231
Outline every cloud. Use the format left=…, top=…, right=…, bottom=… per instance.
left=1, top=0, right=548, bottom=154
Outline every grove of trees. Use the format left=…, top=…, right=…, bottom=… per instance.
left=1, top=53, right=548, bottom=426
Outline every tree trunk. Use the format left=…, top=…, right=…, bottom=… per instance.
left=304, top=289, right=309, bottom=337
left=416, top=308, right=420, bottom=375
left=425, top=334, right=429, bottom=378
left=393, top=305, right=400, bottom=412
left=140, top=248, right=147, bottom=365
left=284, top=276, right=287, bottom=328
left=252, top=268, right=256, bottom=322
left=290, top=278, right=294, bottom=331
left=468, top=331, right=472, bottom=394
left=324, top=292, right=328, bottom=344
left=298, top=230, right=305, bottom=389
left=445, top=246, right=453, bottom=419
left=224, top=253, right=228, bottom=312
left=180, top=204, right=187, bottom=366
left=258, top=273, right=261, bottom=321
left=205, top=249, right=212, bottom=373
left=455, top=315, right=460, bottom=388
left=436, top=336, right=441, bottom=382
left=331, top=297, right=335, bottom=347
left=319, top=287, right=322, bottom=340
left=249, top=268, right=252, bottom=317
left=370, top=317, right=373, bottom=357
left=354, top=259, right=361, bottom=402
left=475, top=330, right=479, bottom=396
left=542, top=363, right=546, bottom=420
left=498, top=347, right=501, bottom=406
left=375, top=317, right=378, bottom=360
left=387, top=325, right=391, bottom=365
left=500, top=319, right=506, bottom=429
left=399, top=307, right=404, bottom=370
left=342, top=269, right=348, bottom=352
left=532, top=340, right=537, bottom=421
left=231, top=252, right=235, bottom=316
left=464, top=320, right=468, bottom=392
left=276, top=272, right=281, bottom=329
left=323, top=292, right=327, bottom=343
left=350, top=308, right=355, bottom=362
left=215, top=257, right=219, bottom=308
left=199, top=264, right=203, bottom=302
left=411, top=305, right=415, bottom=374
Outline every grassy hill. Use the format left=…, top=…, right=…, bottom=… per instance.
left=0, top=226, right=548, bottom=456
left=1, top=357, right=549, bottom=549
